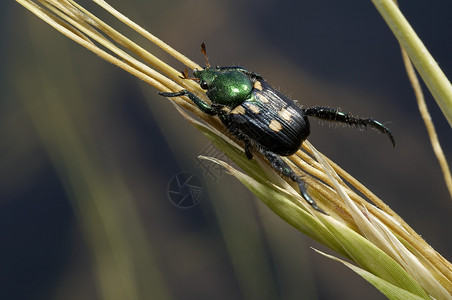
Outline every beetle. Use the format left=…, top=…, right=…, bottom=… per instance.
left=159, top=43, right=394, bottom=213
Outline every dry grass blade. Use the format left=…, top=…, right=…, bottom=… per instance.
left=399, top=44, right=452, bottom=200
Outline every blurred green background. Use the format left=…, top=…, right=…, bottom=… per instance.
left=2, top=0, right=451, bottom=299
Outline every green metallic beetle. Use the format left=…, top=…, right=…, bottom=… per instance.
left=159, top=43, right=394, bottom=213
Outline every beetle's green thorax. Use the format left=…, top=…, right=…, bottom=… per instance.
left=194, top=68, right=253, bottom=108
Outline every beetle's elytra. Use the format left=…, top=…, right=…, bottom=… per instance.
left=159, top=43, right=394, bottom=214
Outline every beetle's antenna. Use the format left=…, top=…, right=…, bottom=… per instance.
left=200, top=42, right=210, bottom=68
left=179, top=68, right=199, bottom=81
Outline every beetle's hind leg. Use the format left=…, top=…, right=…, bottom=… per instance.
left=303, top=106, right=395, bottom=147
left=258, top=149, right=326, bottom=214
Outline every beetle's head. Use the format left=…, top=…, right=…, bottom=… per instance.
left=191, top=42, right=219, bottom=90
left=193, top=68, right=218, bottom=90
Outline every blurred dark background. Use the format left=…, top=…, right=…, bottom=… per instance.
left=2, top=0, right=451, bottom=299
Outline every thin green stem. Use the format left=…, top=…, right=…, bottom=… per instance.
left=371, top=0, right=452, bottom=127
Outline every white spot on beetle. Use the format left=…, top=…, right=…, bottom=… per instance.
left=278, top=108, right=292, bottom=121
left=269, top=119, right=283, bottom=132
left=256, top=93, right=269, bottom=103
left=247, top=103, right=260, bottom=114
left=231, top=105, right=246, bottom=115
left=253, top=81, right=263, bottom=91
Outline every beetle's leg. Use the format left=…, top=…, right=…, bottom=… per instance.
left=258, top=149, right=326, bottom=214
left=233, top=132, right=254, bottom=159
left=159, top=90, right=216, bottom=115
left=219, top=114, right=255, bottom=159
left=303, top=106, right=395, bottom=147
left=244, top=141, right=253, bottom=160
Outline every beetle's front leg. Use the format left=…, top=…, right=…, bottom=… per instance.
left=159, top=90, right=217, bottom=116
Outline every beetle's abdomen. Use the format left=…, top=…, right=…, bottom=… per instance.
left=226, top=82, right=310, bottom=156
